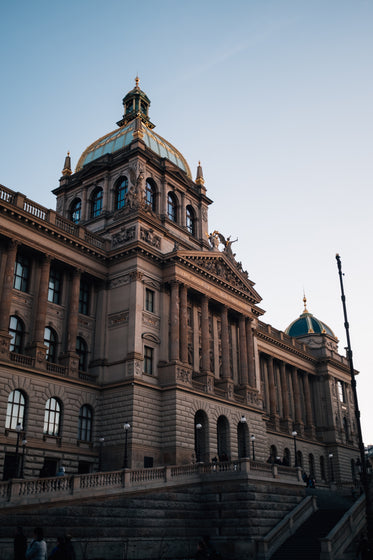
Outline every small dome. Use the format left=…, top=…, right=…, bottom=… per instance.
left=75, top=78, right=191, bottom=178
left=285, top=297, right=336, bottom=338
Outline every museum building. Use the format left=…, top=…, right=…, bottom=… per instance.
left=0, top=79, right=359, bottom=482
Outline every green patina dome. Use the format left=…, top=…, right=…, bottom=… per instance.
left=285, top=297, right=336, bottom=338
left=75, top=78, right=191, bottom=178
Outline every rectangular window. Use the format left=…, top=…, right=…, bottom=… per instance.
left=337, top=380, right=345, bottom=403
left=145, top=288, right=154, bottom=312
left=79, top=279, right=90, bottom=315
left=13, top=255, right=30, bottom=292
left=48, top=268, right=62, bottom=304
left=144, top=346, right=153, bottom=375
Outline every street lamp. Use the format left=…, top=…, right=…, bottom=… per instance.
left=20, top=439, right=27, bottom=478
left=123, top=423, right=131, bottom=469
left=98, top=437, right=105, bottom=472
left=250, top=435, right=256, bottom=461
left=292, top=431, right=298, bottom=468
left=195, top=423, right=202, bottom=463
left=240, top=416, right=247, bottom=458
left=329, top=453, right=334, bottom=482
left=15, top=422, right=23, bottom=478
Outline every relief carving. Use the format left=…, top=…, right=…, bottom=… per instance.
left=112, top=226, right=136, bottom=248
left=108, top=311, right=129, bottom=327
left=140, top=227, right=161, bottom=249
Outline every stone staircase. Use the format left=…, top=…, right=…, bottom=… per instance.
left=0, top=476, right=305, bottom=560
left=269, top=489, right=355, bottom=560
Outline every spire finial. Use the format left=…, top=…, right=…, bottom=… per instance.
left=195, top=161, right=205, bottom=186
left=135, top=75, right=140, bottom=88
left=303, top=292, right=308, bottom=313
left=62, top=151, right=72, bottom=176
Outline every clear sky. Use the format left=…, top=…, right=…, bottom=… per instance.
left=1, top=0, right=372, bottom=443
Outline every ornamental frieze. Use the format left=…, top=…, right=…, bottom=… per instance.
left=176, top=367, right=192, bottom=384
left=140, top=227, right=161, bottom=249
left=112, top=225, right=136, bottom=248
left=142, top=312, right=160, bottom=330
left=185, top=256, right=246, bottom=290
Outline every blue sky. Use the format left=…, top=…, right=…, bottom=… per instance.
left=1, top=0, right=373, bottom=443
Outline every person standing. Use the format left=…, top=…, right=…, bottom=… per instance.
left=14, top=527, right=27, bottom=560
left=26, top=528, right=47, bottom=560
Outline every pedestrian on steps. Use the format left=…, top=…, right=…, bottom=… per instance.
left=25, top=528, right=47, bottom=560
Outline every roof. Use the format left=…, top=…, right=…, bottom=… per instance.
left=285, top=297, right=336, bottom=338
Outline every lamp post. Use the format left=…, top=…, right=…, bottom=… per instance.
left=251, top=435, right=256, bottom=461
left=329, top=453, right=334, bottom=482
left=336, top=254, right=373, bottom=551
left=98, top=437, right=105, bottom=472
left=15, top=422, right=23, bottom=478
left=195, top=423, right=202, bottom=463
left=123, top=423, right=131, bottom=469
left=20, top=439, right=27, bottom=478
left=292, top=431, right=298, bottom=468
left=240, top=415, right=247, bottom=458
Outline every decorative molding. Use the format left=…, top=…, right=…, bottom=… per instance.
left=110, top=274, right=130, bottom=289
left=108, top=310, right=129, bottom=328
left=142, top=332, right=161, bottom=344
left=142, top=312, right=160, bottom=330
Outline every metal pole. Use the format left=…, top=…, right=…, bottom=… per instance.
left=251, top=436, right=256, bottom=461
left=336, top=254, right=373, bottom=551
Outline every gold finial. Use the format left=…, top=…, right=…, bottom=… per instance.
left=135, top=75, right=140, bottom=88
left=303, top=293, right=308, bottom=313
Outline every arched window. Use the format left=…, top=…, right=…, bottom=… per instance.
left=78, top=405, right=93, bottom=442
left=217, top=416, right=230, bottom=461
left=320, top=456, right=326, bottom=480
left=237, top=418, right=248, bottom=459
left=44, top=327, right=58, bottom=363
left=76, top=336, right=88, bottom=371
left=9, top=316, right=25, bottom=354
left=283, top=447, right=291, bottom=466
left=269, top=444, right=277, bottom=463
left=186, top=205, right=196, bottom=236
left=91, top=188, right=103, bottom=218
left=6, top=390, right=26, bottom=430
left=115, top=177, right=128, bottom=210
left=70, top=199, right=81, bottom=224
left=145, top=179, right=156, bottom=212
left=297, top=450, right=303, bottom=469
left=308, top=453, right=315, bottom=478
left=44, top=397, right=61, bottom=436
left=167, top=192, right=177, bottom=222
left=194, top=410, right=209, bottom=463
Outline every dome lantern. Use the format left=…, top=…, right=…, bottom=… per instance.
left=116, top=76, right=155, bottom=129
left=285, top=296, right=336, bottom=339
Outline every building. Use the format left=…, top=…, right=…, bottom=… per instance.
left=0, top=79, right=360, bottom=483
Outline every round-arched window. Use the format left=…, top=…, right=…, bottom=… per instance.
left=91, top=188, right=103, bottom=218
left=70, top=199, right=81, bottom=224
left=186, top=205, right=196, bottom=235
left=145, top=180, right=156, bottom=212
left=115, top=177, right=128, bottom=210
left=167, top=192, right=177, bottom=222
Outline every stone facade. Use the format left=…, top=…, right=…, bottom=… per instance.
left=0, top=81, right=359, bottom=484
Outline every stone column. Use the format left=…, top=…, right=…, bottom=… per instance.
left=170, top=281, right=180, bottom=362
left=0, top=240, right=18, bottom=354
left=179, top=284, right=188, bottom=364
left=280, top=361, right=290, bottom=419
left=220, top=306, right=230, bottom=379
left=303, top=373, right=315, bottom=435
left=103, top=173, right=110, bottom=213
left=30, top=255, right=51, bottom=362
left=60, top=269, right=81, bottom=376
left=246, top=318, right=256, bottom=387
left=239, top=315, right=248, bottom=386
left=201, top=295, right=210, bottom=373
left=267, top=356, right=277, bottom=422
left=291, top=366, right=304, bottom=432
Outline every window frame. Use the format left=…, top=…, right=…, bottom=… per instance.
left=145, top=180, right=156, bottom=212
left=9, top=316, right=25, bottom=354
left=5, top=390, right=26, bottom=430
left=167, top=192, right=177, bottom=222
left=115, top=177, right=128, bottom=210
left=48, top=267, right=62, bottom=304
left=76, top=336, right=88, bottom=372
left=91, top=188, right=103, bottom=218
left=79, top=279, right=90, bottom=315
left=78, top=404, right=93, bottom=442
left=145, top=288, right=154, bottom=313
left=144, top=346, right=154, bottom=375
left=186, top=205, right=196, bottom=235
left=70, top=199, right=82, bottom=224
left=13, top=255, right=30, bottom=292
left=43, top=397, right=61, bottom=437
left=44, top=326, right=58, bottom=363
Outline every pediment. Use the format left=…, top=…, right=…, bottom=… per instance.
left=172, top=250, right=263, bottom=307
